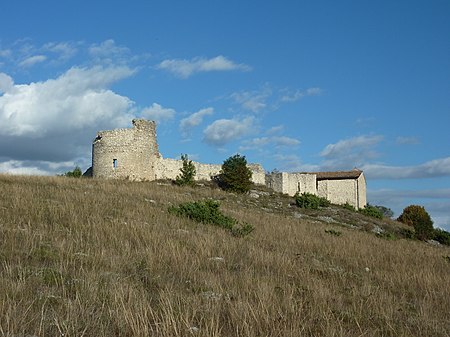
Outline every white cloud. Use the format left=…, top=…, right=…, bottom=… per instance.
left=203, top=117, right=254, bottom=146
left=0, top=160, right=50, bottom=175
left=0, top=65, right=140, bottom=172
left=179, top=107, right=214, bottom=137
left=158, top=55, right=250, bottom=78
left=19, top=55, right=47, bottom=68
left=44, top=42, right=78, bottom=61
left=361, top=157, right=450, bottom=179
left=271, top=154, right=319, bottom=173
left=141, top=103, right=176, bottom=123
left=0, top=159, right=83, bottom=176
left=281, top=87, right=322, bottom=102
left=89, top=39, right=130, bottom=58
left=240, top=135, right=300, bottom=151
left=0, top=66, right=136, bottom=137
left=266, top=125, right=284, bottom=135
left=318, top=135, right=383, bottom=170
left=272, top=136, right=300, bottom=147
left=0, top=73, right=14, bottom=94
left=231, top=88, right=271, bottom=113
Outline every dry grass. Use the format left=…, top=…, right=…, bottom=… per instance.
left=0, top=174, right=449, bottom=337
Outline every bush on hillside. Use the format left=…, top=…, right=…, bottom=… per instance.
left=295, top=192, right=330, bottom=209
left=175, top=154, right=196, bottom=186
left=397, top=205, right=434, bottom=240
left=358, top=204, right=383, bottom=219
left=168, top=199, right=253, bottom=237
left=216, top=154, right=253, bottom=193
left=433, top=228, right=450, bottom=246
left=373, top=205, right=394, bottom=218
left=63, top=166, right=82, bottom=178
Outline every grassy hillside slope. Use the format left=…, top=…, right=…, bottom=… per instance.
left=0, top=175, right=449, bottom=336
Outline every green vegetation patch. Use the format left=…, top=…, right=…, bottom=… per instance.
left=174, top=154, right=196, bottom=186
left=169, top=199, right=253, bottom=237
left=434, top=228, right=450, bottom=246
left=295, top=192, right=330, bottom=209
left=358, top=205, right=383, bottom=219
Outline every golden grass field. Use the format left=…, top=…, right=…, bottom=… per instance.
left=0, top=174, right=449, bottom=336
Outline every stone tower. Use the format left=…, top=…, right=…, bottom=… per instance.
left=92, top=119, right=161, bottom=181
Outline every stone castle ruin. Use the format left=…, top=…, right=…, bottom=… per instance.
left=91, top=119, right=366, bottom=209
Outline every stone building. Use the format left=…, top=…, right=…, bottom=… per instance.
left=266, top=170, right=366, bottom=209
left=91, top=119, right=366, bottom=209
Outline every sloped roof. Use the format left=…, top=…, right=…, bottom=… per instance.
left=313, top=170, right=363, bottom=180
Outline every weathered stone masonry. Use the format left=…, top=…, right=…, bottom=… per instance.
left=91, top=119, right=367, bottom=209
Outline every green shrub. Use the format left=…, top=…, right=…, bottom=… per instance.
left=433, top=228, right=450, bottom=246
left=397, top=227, right=415, bottom=239
left=175, top=154, right=196, bottom=186
left=373, top=205, right=394, bottom=218
left=168, top=200, right=253, bottom=236
left=216, top=154, right=253, bottom=193
left=63, top=166, right=82, bottom=178
left=358, top=204, right=383, bottom=219
left=397, top=205, right=434, bottom=240
left=295, top=192, right=330, bottom=209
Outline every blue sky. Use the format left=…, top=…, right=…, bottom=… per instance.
left=0, top=1, right=449, bottom=230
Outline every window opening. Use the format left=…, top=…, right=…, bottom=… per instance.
left=113, top=159, right=118, bottom=169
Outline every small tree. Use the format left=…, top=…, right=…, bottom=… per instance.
left=175, top=154, right=196, bottom=186
left=217, top=154, right=253, bottom=193
left=397, top=205, right=434, bottom=240
left=63, top=166, right=82, bottom=178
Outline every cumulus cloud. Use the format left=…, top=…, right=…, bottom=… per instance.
left=318, top=135, right=383, bottom=170
left=88, top=39, right=130, bottom=63
left=0, top=160, right=51, bottom=175
left=0, top=66, right=136, bottom=137
left=179, top=107, right=214, bottom=137
left=43, top=42, right=78, bottom=61
left=361, top=157, right=450, bottom=179
left=19, top=55, right=47, bottom=68
left=240, top=136, right=300, bottom=151
left=271, top=154, right=320, bottom=173
left=266, top=125, right=284, bottom=135
left=230, top=88, right=271, bottom=113
left=280, top=87, right=322, bottom=102
left=158, top=55, right=250, bottom=78
left=203, top=117, right=254, bottom=146
left=0, top=65, right=141, bottom=171
left=0, top=73, right=14, bottom=94
left=141, top=103, right=176, bottom=123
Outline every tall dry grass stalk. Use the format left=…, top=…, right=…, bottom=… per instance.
left=0, top=174, right=449, bottom=336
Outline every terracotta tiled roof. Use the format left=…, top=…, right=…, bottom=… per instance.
left=313, top=170, right=363, bottom=180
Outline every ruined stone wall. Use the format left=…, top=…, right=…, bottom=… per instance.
left=357, top=174, right=367, bottom=209
left=265, top=172, right=286, bottom=193
left=266, top=172, right=316, bottom=196
left=317, top=175, right=367, bottom=209
left=157, top=158, right=265, bottom=184
left=317, top=179, right=358, bottom=208
left=92, top=119, right=160, bottom=180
